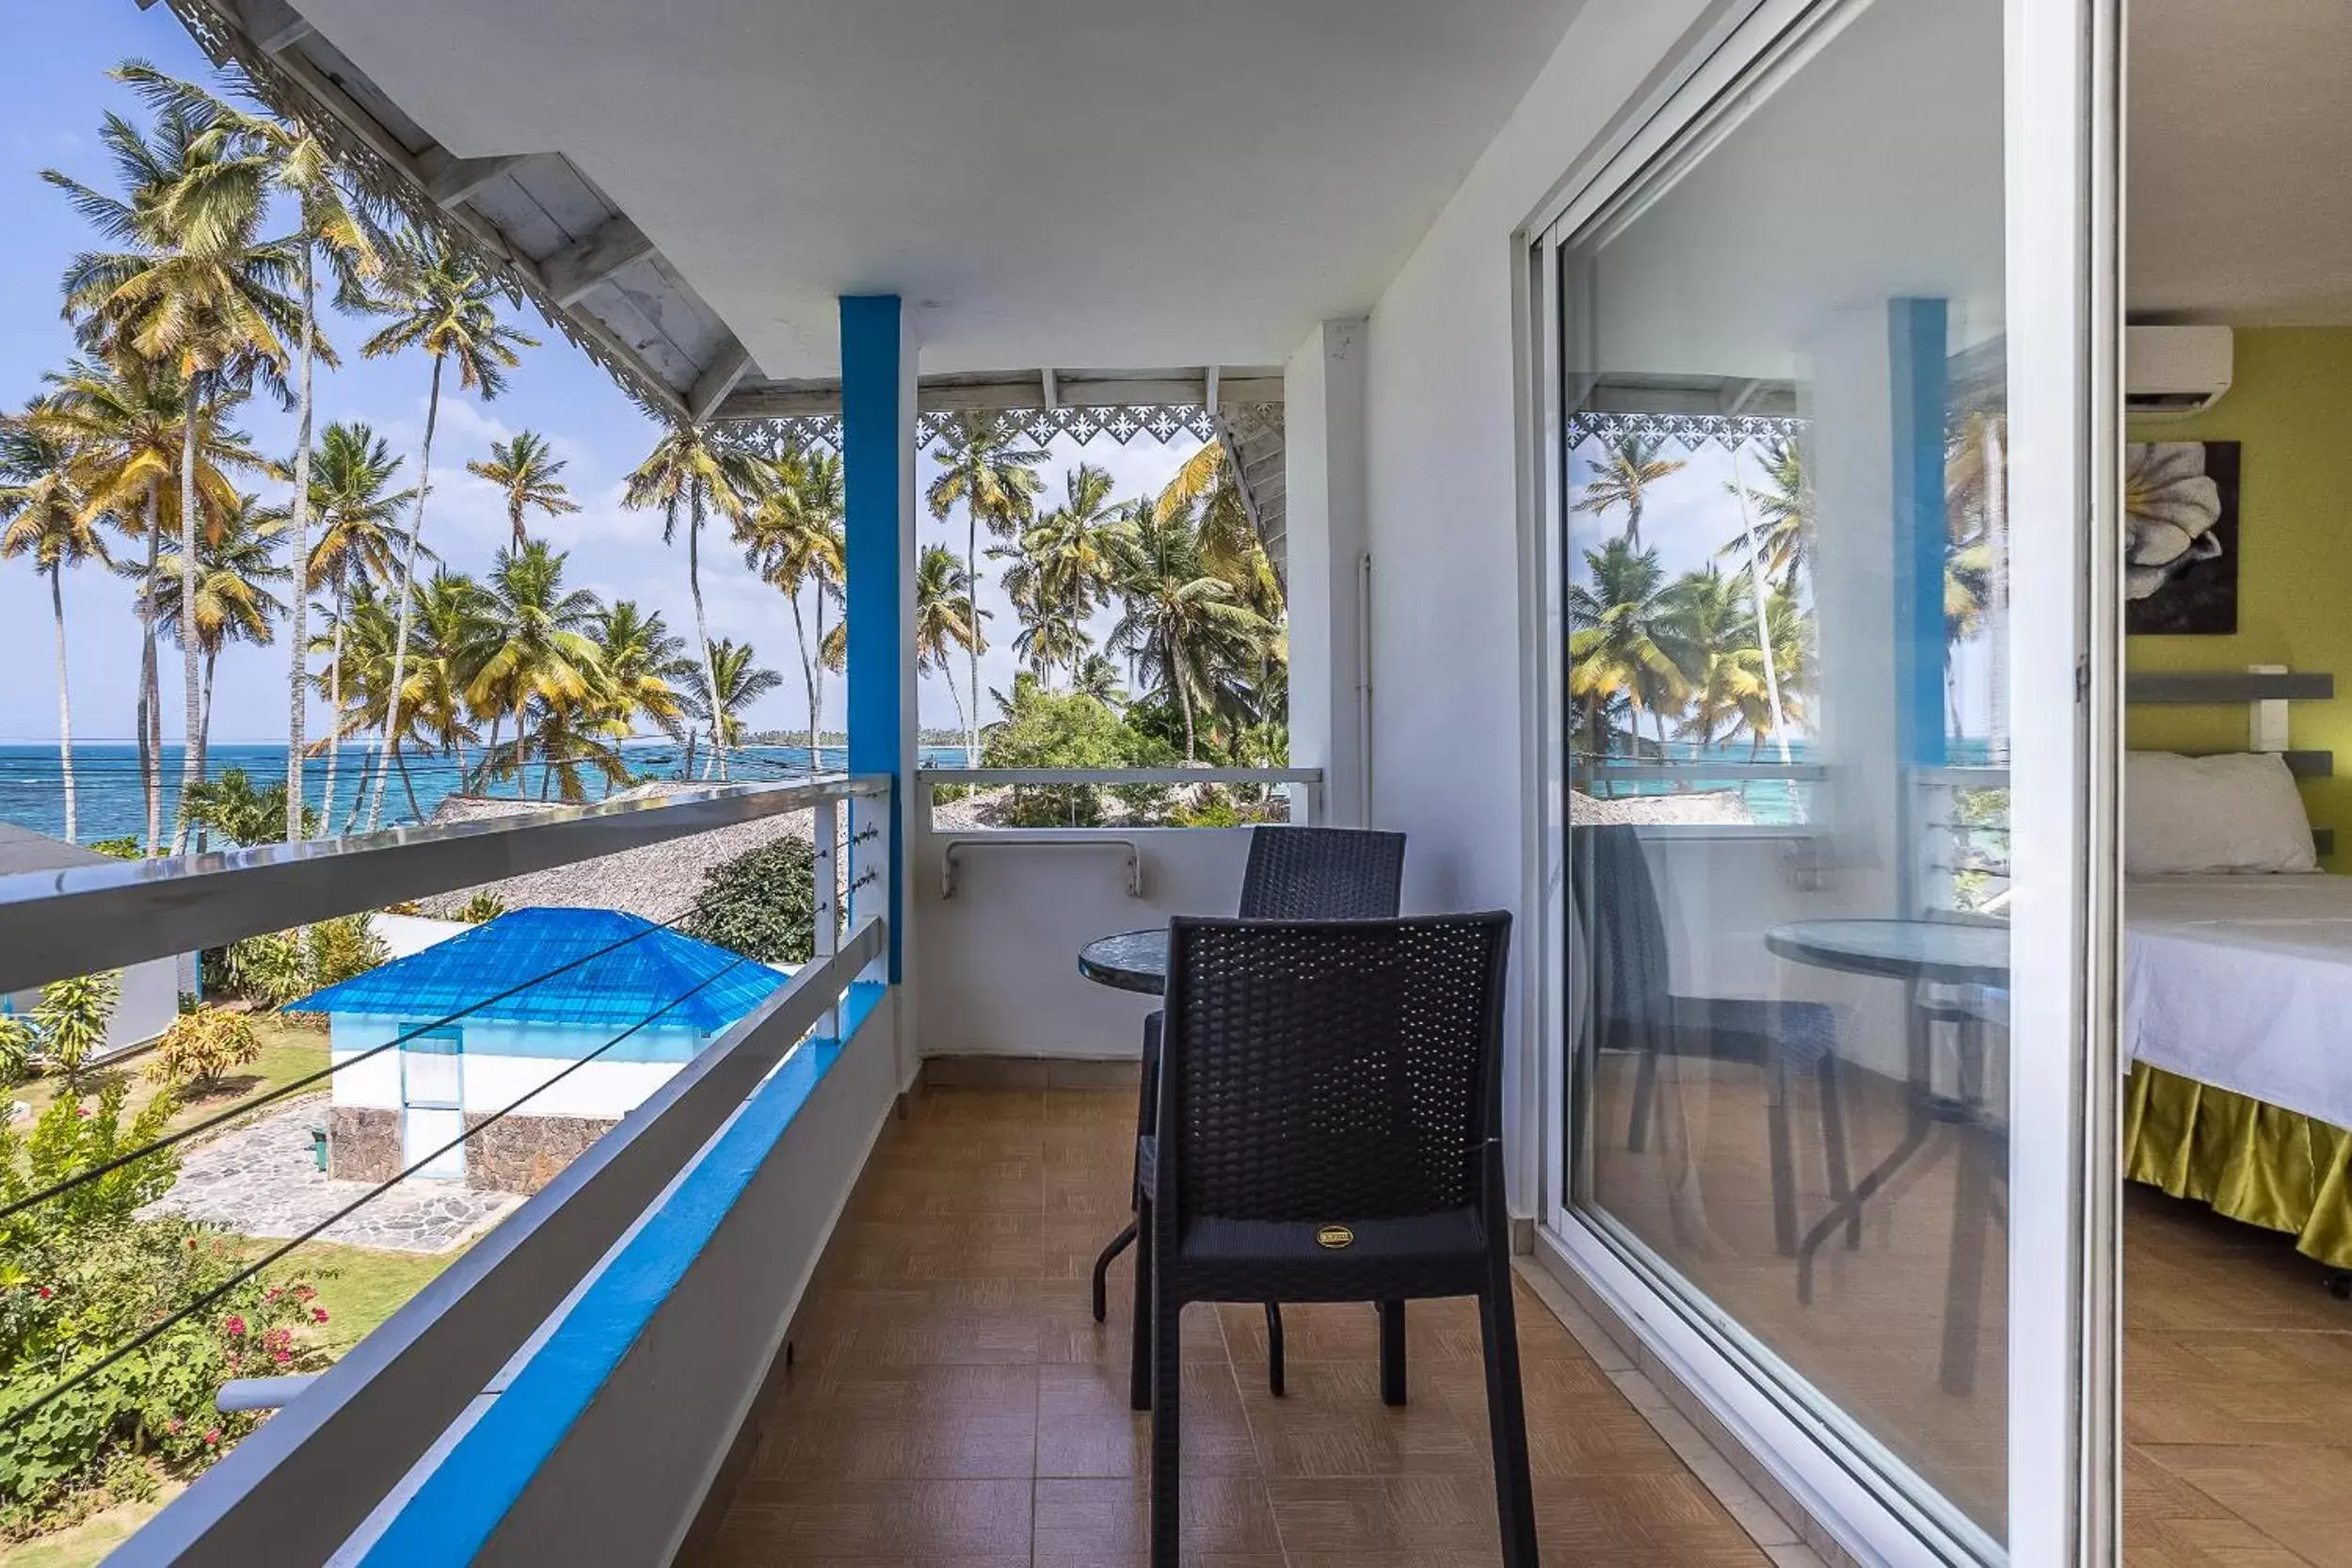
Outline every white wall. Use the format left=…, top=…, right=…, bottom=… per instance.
left=329, top=1016, right=704, bottom=1120
left=912, top=825, right=1257, bottom=1058
left=1285, top=317, right=1372, bottom=827
left=8, top=954, right=182, bottom=1062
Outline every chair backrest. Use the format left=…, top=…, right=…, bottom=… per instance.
left=1159, top=913, right=1512, bottom=1224
left=1569, top=824, right=1673, bottom=1045
left=1238, top=826, right=1407, bottom=920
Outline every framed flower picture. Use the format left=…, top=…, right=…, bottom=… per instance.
left=2125, top=440, right=2240, bottom=635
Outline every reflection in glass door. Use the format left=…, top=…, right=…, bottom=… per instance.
left=1532, top=0, right=2118, bottom=1560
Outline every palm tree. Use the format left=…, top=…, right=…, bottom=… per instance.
left=1071, top=652, right=1126, bottom=708
left=0, top=406, right=112, bottom=841
left=677, top=638, right=783, bottom=775
left=1566, top=537, right=1693, bottom=758
left=34, top=357, right=266, bottom=851
left=48, top=85, right=300, bottom=848
left=1106, top=498, right=1271, bottom=762
left=737, top=442, right=845, bottom=777
left=589, top=600, right=694, bottom=759
left=1720, top=435, right=1814, bottom=590
left=299, top=423, right=418, bottom=831
left=624, top=423, right=759, bottom=778
left=468, top=430, right=580, bottom=548
left=1574, top=433, right=1687, bottom=548
left=465, top=542, right=603, bottom=792
left=115, top=62, right=378, bottom=841
left=360, top=230, right=536, bottom=828
left=404, top=569, right=492, bottom=801
left=913, top=543, right=986, bottom=741
left=925, top=413, right=1044, bottom=760
left=1663, top=567, right=1765, bottom=754
left=137, top=493, right=290, bottom=782
left=1002, top=461, right=1119, bottom=688
left=1156, top=440, right=1257, bottom=582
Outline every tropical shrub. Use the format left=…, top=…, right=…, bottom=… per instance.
left=679, top=837, right=817, bottom=965
left=86, top=838, right=142, bottom=861
left=30, top=972, right=120, bottom=1086
left=219, top=933, right=309, bottom=1009
left=305, top=916, right=388, bottom=991
left=0, top=1218, right=329, bottom=1531
left=0, top=1082, right=178, bottom=1252
left=981, top=688, right=1176, bottom=826
left=456, top=891, right=508, bottom=924
left=146, top=1010, right=263, bottom=1094
left=0, top=1016, right=32, bottom=1090
left=183, top=768, right=318, bottom=847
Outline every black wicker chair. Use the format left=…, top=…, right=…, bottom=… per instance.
left=1133, top=913, right=1533, bottom=1568
left=1090, top=826, right=1408, bottom=1385
left=1574, top=824, right=1855, bottom=1257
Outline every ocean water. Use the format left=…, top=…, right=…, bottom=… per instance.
left=0, top=741, right=971, bottom=847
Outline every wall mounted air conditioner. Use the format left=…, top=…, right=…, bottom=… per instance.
left=2125, top=326, right=2233, bottom=417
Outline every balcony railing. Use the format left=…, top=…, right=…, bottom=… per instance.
left=0, top=774, right=895, bottom=1566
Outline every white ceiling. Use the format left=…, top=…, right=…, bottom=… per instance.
left=2129, top=0, right=2352, bottom=324
left=292, top=0, right=1584, bottom=380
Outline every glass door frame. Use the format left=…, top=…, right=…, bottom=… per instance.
left=1513, top=0, right=2121, bottom=1560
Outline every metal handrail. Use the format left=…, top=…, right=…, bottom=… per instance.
left=938, top=835, right=1141, bottom=898
left=920, top=766, right=1320, bottom=786
left=0, top=774, right=890, bottom=996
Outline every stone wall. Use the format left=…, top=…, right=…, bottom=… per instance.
left=327, top=1106, right=401, bottom=1183
left=461, top=1112, right=619, bottom=1194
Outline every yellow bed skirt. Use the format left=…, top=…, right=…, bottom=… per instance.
left=2125, top=1063, right=2352, bottom=1270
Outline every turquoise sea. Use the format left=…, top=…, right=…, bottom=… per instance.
left=0, top=741, right=970, bottom=847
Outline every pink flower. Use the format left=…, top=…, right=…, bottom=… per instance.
left=202, top=1429, right=220, bottom=1447
left=272, top=1350, right=292, bottom=1365
left=37, top=1286, right=52, bottom=1300
left=166, top=1418, right=183, bottom=1435
left=74, top=1108, right=89, bottom=1119
left=311, top=1308, right=329, bottom=1323
left=264, top=1288, right=282, bottom=1303
left=224, top=1316, right=247, bottom=1337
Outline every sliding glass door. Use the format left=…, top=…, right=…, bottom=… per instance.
left=1530, top=0, right=2119, bottom=1560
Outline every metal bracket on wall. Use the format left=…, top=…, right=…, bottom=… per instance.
left=938, top=837, right=1142, bottom=900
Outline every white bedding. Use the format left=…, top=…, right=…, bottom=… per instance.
left=2126, top=872, right=2352, bottom=1129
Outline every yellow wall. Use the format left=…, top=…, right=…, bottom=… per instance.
left=2126, top=327, right=2352, bottom=865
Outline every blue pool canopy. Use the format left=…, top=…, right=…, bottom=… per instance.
left=290, top=908, right=787, bottom=1034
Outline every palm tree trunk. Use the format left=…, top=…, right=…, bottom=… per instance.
left=1727, top=445, right=1793, bottom=765
left=174, top=391, right=204, bottom=855
left=687, top=484, right=725, bottom=783
left=287, top=246, right=318, bottom=842
left=49, top=568, right=76, bottom=844
left=1169, top=632, right=1198, bottom=762
left=140, top=496, right=163, bottom=856
left=373, top=352, right=443, bottom=830
left=966, top=511, right=981, bottom=764
left=814, top=588, right=829, bottom=775
left=788, top=588, right=819, bottom=780
left=343, top=744, right=373, bottom=834
left=681, top=727, right=697, bottom=783
left=321, top=576, right=344, bottom=833
left=481, top=707, right=504, bottom=794
left=394, top=738, right=423, bottom=824
left=942, top=659, right=968, bottom=743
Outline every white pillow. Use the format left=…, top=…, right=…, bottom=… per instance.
left=2125, top=751, right=2317, bottom=874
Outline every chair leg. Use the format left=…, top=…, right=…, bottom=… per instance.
left=1263, top=1303, right=1285, bottom=1397
left=1766, top=1067, right=1799, bottom=1257
left=1150, top=1281, right=1184, bottom=1568
left=1092, top=1222, right=1136, bottom=1323
left=1379, top=1301, right=1407, bottom=1406
left=1129, top=1198, right=1155, bottom=1412
left=1627, top=1046, right=1659, bottom=1152
left=1478, top=1267, right=1539, bottom=1567
left=1816, top=1054, right=1861, bottom=1249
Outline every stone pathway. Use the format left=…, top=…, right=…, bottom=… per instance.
left=139, top=1099, right=521, bottom=1253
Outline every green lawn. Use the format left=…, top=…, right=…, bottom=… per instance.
left=0, top=1487, right=183, bottom=1568
left=15, top=1015, right=329, bottom=1135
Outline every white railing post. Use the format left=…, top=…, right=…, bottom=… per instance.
left=848, top=791, right=888, bottom=990
left=812, top=795, right=840, bottom=1039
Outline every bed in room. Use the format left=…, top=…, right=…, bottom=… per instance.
left=2123, top=738, right=2352, bottom=1272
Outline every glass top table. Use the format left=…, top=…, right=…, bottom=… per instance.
left=1078, top=928, right=1168, bottom=996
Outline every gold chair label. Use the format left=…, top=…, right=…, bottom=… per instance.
left=1316, top=1224, right=1355, bottom=1249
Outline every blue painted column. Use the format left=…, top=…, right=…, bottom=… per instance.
left=840, top=296, right=913, bottom=982
left=1889, top=296, right=1949, bottom=915
left=1889, top=296, right=1951, bottom=774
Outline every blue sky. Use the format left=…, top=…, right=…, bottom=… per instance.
left=0, top=4, right=1193, bottom=746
